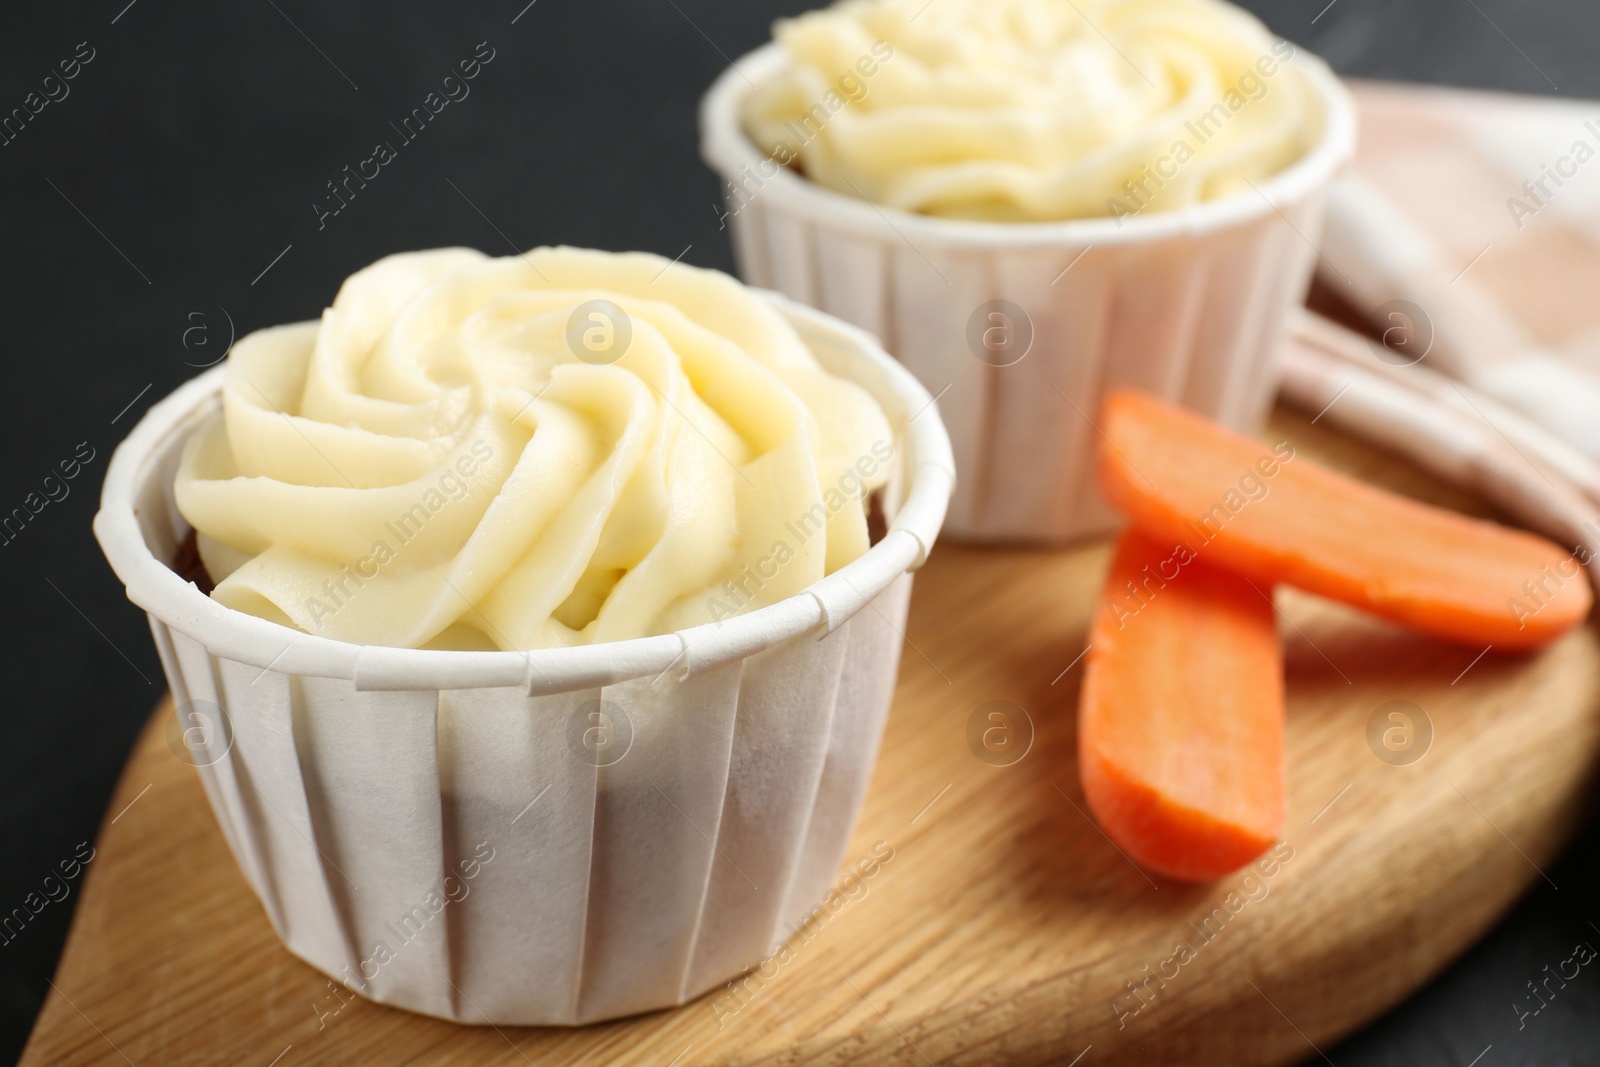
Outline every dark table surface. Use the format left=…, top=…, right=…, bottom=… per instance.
left=2, top=1, right=1597, bottom=1064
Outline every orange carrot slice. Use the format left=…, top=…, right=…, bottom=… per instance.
left=1079, top=531, right=1286, bottom=882
left=1097, top=390, right=1592, bottom=650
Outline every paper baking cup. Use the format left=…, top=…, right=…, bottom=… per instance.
left=701, top=43, right=1355, bottom=542
left=93, top=294, right=954, bottom=1026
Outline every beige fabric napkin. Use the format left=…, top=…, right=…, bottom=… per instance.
left=1319, top=80, right=1600, bottom=459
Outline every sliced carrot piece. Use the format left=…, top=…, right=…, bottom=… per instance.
left=1079, top=531, right=1286, bottom=882
left=1097, top=390, right=1592, bottom=650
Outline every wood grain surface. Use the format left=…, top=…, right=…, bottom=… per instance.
left=22, top=404, right=1600, bottom=1066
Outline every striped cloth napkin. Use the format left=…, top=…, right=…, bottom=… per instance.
left=1314, top=79, right=1600, bottom=461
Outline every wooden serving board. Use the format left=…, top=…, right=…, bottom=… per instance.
left=24, top=400, right=1600, bottom=1066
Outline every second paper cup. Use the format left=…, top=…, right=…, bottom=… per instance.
left=701, top=42, right=1356, bottom=543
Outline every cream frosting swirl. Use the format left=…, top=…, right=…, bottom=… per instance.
left=175, top=248, right=895, bottom=651
left=742, top=0, right=1318, bottom=222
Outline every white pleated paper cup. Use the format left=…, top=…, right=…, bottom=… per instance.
left=701, top=43, right=1356, bottom=543
left=92, top=294, right=954, bottom=1026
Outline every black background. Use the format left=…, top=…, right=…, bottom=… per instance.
left=2, top=1, right=1598, bottom=1063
